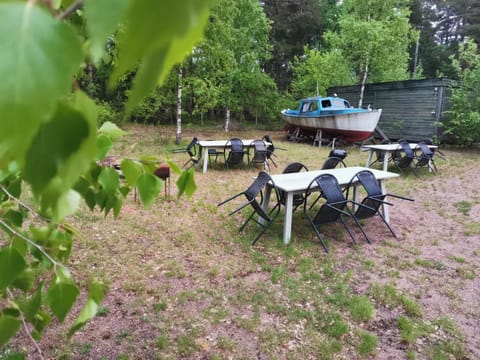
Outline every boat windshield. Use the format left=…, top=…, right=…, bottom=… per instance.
left=321, top=98, right=350, bottom=109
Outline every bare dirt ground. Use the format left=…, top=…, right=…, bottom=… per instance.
left=7, top=127, right=480, bottom=359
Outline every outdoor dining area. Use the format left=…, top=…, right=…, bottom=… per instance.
left=174, top=135, right=439, bottom=251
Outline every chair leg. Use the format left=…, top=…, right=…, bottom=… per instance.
left=311, top=224, right=329, bottom=253
left=339, top=216, right=359, bottom=245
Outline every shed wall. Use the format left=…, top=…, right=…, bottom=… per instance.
left=328, top=79, right=454, bottom=141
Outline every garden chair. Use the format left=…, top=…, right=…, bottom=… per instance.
left=217, top=171, right=281, bottom=245
left=279, top=162, right=309, bottom=212
left=415, top=141, right=436, bottom=173
left=346, top=170, right=414, bottom=243
left=321, top=149, right=348, bottom=170
left=304, top=174, right=370, bottom=252
left=172, top=137, right=200, bottom=170
left=262, top=134, right=281, bottom=168
left=224, top=138, right=248, bottom=169
left=250, top=140, right=270, bottom=171
left=392, top=139, right=416, bottom=175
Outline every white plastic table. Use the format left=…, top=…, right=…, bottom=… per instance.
left=262, top=166, right=399, bottom=245
left=362, top=143, right=437, bottom=172
left=197, top=139, right=268, bottom=173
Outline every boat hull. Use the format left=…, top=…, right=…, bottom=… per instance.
left=281, top=109, right=381, bottom=143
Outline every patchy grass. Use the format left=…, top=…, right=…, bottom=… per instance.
left=6, top=125, right=478, bottom=359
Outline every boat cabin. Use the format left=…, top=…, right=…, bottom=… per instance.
left=298, top=97, right=352, bottom=114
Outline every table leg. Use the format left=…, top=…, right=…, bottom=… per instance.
left=282, top=193, right=294, bottom=245
left=202, top=147, right=209, bottom=173
left=383, top=151, right=389, bottom=172
left=365, top=150, right=373, bottom=167
left=380, top=180, right=390, bottom=223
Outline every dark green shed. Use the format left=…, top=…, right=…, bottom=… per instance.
left=328, top=78, right=455, bottom=141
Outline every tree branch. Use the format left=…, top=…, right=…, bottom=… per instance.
left=7, top=289, right=45, bottom=360
left=56, top=0, right=84, bottom=20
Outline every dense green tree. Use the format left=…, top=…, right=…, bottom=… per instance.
left=263, top=0, right=339, bottom=91
left=444, top=38, right=480, bottom=145
left=183, top=0, right=276, bottom=130
left=325, top=0, right=417, bottom=106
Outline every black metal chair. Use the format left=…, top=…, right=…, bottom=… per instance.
left=346, top=170, right=414, bottom=243
left=172, top=137, right=200, bottom=169
left=279, top=162, right=309, bottom=212
left=415, top=141, right=436, bottom=173
left=392, top=139, right=416, bottom=175
left=304, top=174, right=369, bottom=252
left=262, top=134, right=278, bottom=168
left=250, top=140, right=270, bottom=171
left=321, top=149, right=347, bottom=169
left=224, top=138, right=248, bottom=169
left=218, top=171, right=281, bottom=245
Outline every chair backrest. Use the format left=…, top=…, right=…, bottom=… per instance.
left=186, top=137, right=199, bottom=157
left=398, top=140, right=414, bottom=158
left=251, top=140, right=268, bottom=164
left=307, top=174, right=347, bottom=225
left=244, top=171, right=273, bottom=220
left=394, top=140, right=414, bottom=168
left=262, top=134, right=275, bottom=158
left=350, top=170, right=384, bottom=219
left=226, top=138, right=245, bottom=166
left=282, top=162, right=309, bottom=174
left=416, top=141, right=434, bottom=166
left=321, top=157, right=346, bottom=169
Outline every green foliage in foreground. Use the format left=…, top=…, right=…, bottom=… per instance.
left=0, top=0, right=208, bottom=350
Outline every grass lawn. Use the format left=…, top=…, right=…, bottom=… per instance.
left=6, top=124, right=479, bottom=359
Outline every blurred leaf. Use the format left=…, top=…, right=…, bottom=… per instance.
left=120, top=159, right=143, bottom=186
left=0, top=3, right=82, bottom=167
left=0, top=314, right=21, bottom=347
left=84, top=0, right=130, bottom=61
left=55, top=189, right=81, bottom=220
left=98, top=121, right=126, bottom=140
left=12, top=268, right=35, bottom=291
left=68, top=280, right=105, bottom=338
left=0, top=247, right=26, bottom=289
left=167, top=159, right=182, bottom=175
left=176, top=168, right=196, bottom=199
left=112, top=0, right=216, bottom=111
left=96, top=134, right=113, bottom=160
left=137, top=173, right=162, bottom=208
left=98, top=167, right=120, bottom=197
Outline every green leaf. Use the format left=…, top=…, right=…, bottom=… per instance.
left=96, top=134, right=114, bottom=160
left=0, top=247, right=26, bottom=290
left=0, top=314, right=21, bottom=347
left=54, top=189, right=81, bottom=220
left=98, top=167, right=120, bottom=196
left=176, top=168, right=196, bottom=199
left=68, top=280, right=104, bottom=338
left=167, top=160, right=182, bottom=175
left=0, top=3, right=83, bottom=167
left=84, top=0, right=130, bottom=62
left=112, top=0, right=215, bottom=110
left=120, top=159, right=143, bottom=186
left=24, top=93, right=97, bottom=217
left=98, top=121, right=126, bottom=141
left=137, top=173, right=162, bottom=208
left=46, top=269, right=79, bottom=322
left=12, top=268, right=35, bottom=291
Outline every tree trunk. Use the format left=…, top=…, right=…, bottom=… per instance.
left=413, top=37, right=419, bottom=77
left=358, top=62, right=369, bottom=108
left=175, top=67, right=183, bottom=145
left=224, top=108, right=230, bottom=132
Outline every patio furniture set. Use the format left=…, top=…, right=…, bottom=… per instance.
left=177, top=136, right=440, bottom=251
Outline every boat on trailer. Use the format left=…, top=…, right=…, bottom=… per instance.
left=281, top=96, right=382, bottom=143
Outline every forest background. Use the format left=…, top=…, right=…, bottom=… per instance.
left=83, top=0, right=480, bottom=146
